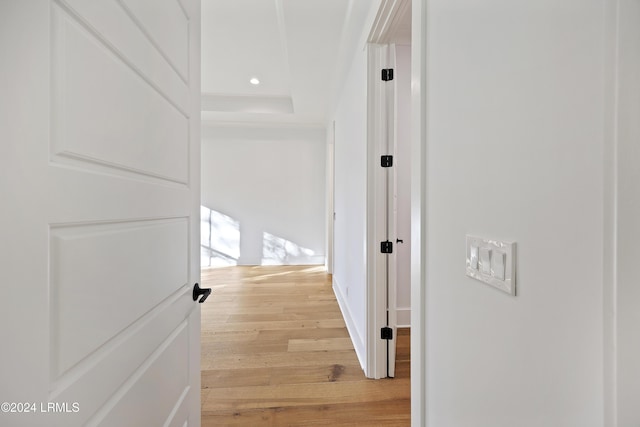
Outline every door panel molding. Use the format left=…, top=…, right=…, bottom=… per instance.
left=52, top=5, right=189, bottom=184
left=0, top=0, right=202, bottom=425
left=50, top=218, right=189, bottom=377
left=50, top=292, right=194, bottom=425
left=53, top=0, right=189, bottom=112
left=86, top=321, right=190, bottom=426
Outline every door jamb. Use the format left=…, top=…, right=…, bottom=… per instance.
left=410, top=0, right=427, bottom=424
left=365, top=0, right=428, bottom=423
left=365, top=43, right=390, bottom=379
left=365, top=0, right=415, bottom=382
left=327, top=121, right=335, bottom=274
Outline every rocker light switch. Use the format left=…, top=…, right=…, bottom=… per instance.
left=469, top=246, right=479, bottom=270
left=466, top=235, right=517, bottom=296
left=491, top=251, right=505, bottom=280
left=479, top=248, right=491, bottom=274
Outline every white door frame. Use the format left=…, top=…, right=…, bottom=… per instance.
left=410, top=0, right=427, bottom=424
left=365, top=42, right=393, bottom=379
left=365, top=0, right=413, bottom=381
left=364, top=0, right=428, bottom=421
left=327, top=121, right=336, bottom=274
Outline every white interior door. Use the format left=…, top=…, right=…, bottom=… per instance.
left=327, top=121, right=336, bottom=274
left=385, top=44, right=398, bottom=378
left=0, top=1, right=202, bottom=426
left=368, top=42, right=398, bottom=379
left=367, top=0, right=411, bottom=380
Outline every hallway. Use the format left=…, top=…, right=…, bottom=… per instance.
left=200, top=265, right=410, bottom=426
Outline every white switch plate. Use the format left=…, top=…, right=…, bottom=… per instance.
left=466, top=235, right=516, bottom=295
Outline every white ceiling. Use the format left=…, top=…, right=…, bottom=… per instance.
left=201, top=0, right=379, bottom=126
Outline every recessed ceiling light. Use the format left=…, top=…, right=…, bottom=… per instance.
left=250, top=77, right=260, bottom=85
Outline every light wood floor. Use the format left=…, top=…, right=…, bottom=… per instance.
left=200, top=265, right=410, bottom=426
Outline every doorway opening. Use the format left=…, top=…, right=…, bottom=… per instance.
left=365, top=0, right=412, bottom=381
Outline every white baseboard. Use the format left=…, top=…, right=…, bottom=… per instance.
left=332, top=277, right=366, bottom=372
left=397, top=307, right=411, bottom=328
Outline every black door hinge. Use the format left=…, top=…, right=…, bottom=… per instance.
left=381, top=68, right=394, bottom=81
left=381, top=327, right=393, bottom=340
left=381, top=155, right=393, bottom=167
left=380, top=241, right=393, bottom=254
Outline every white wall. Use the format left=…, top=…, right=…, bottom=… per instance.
left=332, top=45, right=368, bottom=367
left=614, top=0, right=640, bottom=424
left=395, top=43, right=411, bottom=327
left=423, top=1, right=605, bottom=425
left=201, top=125, right=326, bottom=266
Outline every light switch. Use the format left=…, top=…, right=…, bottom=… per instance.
left=491, top=250, right=505, bottom=280
left=479, top=248, right=491, bottom=274
left=465, top=235, right=516, bottom=296
left=469, top=246, right=479, bottom=270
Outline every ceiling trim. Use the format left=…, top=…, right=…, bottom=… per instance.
left=201, top=0, right=383, bottom=126
left=274, top=0, right=294, bottom=109
left=202, top=124, right=325, bottom=141
left=201, top=92, right=293, bottom=114
left=201, top=112, right=327, bottom=129
left=368, top=0, right=411, bottom=44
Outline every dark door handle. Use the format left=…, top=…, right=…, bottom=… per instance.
left=192, top=283, right=211, bottom=303
left=396, top=238, right=404, bottom=244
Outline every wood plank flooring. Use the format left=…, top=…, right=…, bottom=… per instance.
left=200, top=265, right=410, bottom=426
